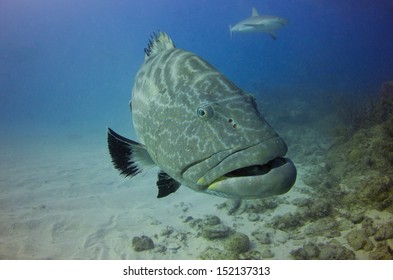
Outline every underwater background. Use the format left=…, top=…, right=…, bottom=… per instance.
left=1, top=0, right=393, bottom=259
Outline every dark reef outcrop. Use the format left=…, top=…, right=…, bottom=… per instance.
left=321, top=80, right=393, bottom=259
left=291, top=240, right=355, bottom=260
left=132, top=235, right=154, bottom=252
left=326, top=81, right=393, bottom=214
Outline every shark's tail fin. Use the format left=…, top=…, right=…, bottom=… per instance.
left=229, top=25, right=233, bottom=39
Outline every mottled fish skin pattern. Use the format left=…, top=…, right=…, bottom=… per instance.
left=131, top=32, right=288, bottom=195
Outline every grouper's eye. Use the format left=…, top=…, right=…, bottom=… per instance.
left=197, top=104, right=214, bottom=120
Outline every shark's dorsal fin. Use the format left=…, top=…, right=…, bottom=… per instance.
left=251, top=7, right=259, bottom=17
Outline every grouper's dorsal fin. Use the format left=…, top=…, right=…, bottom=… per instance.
left=251, top=7, right=259, bottom=17
left=107, top=127, right=155, bottom=177
left=156, top=171, right=181, bottom=198
left=144, top=32, right=175, bottom=60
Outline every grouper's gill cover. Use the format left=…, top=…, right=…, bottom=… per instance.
left=107, top=32, right=296, bottom=199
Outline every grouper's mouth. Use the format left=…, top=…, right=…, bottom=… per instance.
left=182, top=137, right=297, bottom=199
left=206, top=157, right=297, bottom=199
left=224, top=157, right=287, bottom=178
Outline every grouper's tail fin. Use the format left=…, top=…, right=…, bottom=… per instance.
left=144, top=31, right=175, bottom=60
left=107, top=127, right=155, bottom=177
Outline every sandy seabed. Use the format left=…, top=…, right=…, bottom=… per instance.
left=0, top=125, right=219, bottom=259
left=0, top=124, right=391, bottom=260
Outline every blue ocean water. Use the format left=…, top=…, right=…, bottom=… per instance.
left=1, top=0, right=393, bottom=131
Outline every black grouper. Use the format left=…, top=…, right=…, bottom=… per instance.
left=108, top=32, right=296, bottom=199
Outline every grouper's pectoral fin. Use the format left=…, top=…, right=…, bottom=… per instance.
left=107, top=127, right=155, bottom=177
left=156, top=171, right=181, bottom=198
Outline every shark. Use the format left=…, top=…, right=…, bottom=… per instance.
left=230, top=7, right=288, bottom=39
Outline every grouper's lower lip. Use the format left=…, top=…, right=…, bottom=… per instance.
left=204, top=158, right=297, bottom=199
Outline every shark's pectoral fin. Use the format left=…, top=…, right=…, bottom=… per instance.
left=157, top=171, right=181, bottom=198
left=269, top=32, right=277, bottom=40
left=107, top=127, right=155, bottom=177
